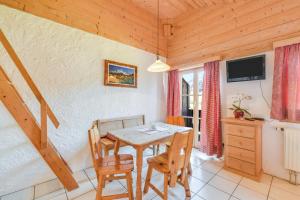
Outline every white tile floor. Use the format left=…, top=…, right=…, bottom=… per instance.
left=1, top=147, right=300, bottom=200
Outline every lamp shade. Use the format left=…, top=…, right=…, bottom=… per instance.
left=147, top=59, right=170, bottom=72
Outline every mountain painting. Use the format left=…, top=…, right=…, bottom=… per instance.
left=104, top=60, right=137, bottom=88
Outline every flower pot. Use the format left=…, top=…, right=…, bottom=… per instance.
left=234, top=110, right=244, bottom=119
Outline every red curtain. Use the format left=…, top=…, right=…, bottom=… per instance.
left=271, top=43, right=300, bottom=121
left=167, top=70, right=180, bottom=116
left=199, top=61, right=222, bottom=157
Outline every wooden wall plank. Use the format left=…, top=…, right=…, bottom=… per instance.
left=0, top=0, right=167, bottom=56
left=273, top=36, right=300, bottom=48
left=170, top=0, right=300, bottom=49
left=168, top=0, right=300, bottom=66
left=170, top=4, right=300, bottom=56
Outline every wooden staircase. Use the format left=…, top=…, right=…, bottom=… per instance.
left=0, top=30, right=78, bottom=191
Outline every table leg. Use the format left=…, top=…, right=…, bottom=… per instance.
left=136, top=147, right=143, bottom=200
left=114, top=139, right=120, bottom=155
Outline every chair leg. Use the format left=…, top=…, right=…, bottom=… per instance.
left=104, top=148, right=114, bottom=182
left=187, top=162, right=192, bottom=175
left=163, top=174, right=169, bottom=200
left=152, top=145, right=156, bottom=156
left=97, top=175, right=104, bottom=200
left=143, top=165, right=153, bottom=193
left=102, top=175, right=106, bottom=188
left=126, top=172, right=134, bottom=200
left=156, top=144, right=160, bottom=155
left=183, top=174, right=191, bottom=199
left=104, top=147, right=109, bottom=156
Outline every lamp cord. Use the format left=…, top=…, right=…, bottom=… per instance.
left=156, top=0, right=159, bottom=60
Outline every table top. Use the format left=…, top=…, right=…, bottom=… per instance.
left=108, top=122, right=192, bottom=146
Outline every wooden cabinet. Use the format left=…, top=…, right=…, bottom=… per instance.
left=222, top=118, right=264, bottom=180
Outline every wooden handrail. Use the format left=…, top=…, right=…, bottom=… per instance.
left=0, top=29, right=59, bottom=128
left=41, top=100, right=48, bottom=149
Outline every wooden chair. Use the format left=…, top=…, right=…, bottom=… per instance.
left=88, top=125, right=134, bottom=200
left=166, top=116, right=185, bottom=126
left=164, top=116, right=192, bottom=175
left=143, top=130, right=194, bottom=200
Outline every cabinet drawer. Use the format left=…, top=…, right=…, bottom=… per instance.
left=226, top=157, right=256, bottom=175
left=226, top=146, right=255, bottom=163
left=227, top=135, right=255, bottom=151
left=224, top=124, right=255, bottom=138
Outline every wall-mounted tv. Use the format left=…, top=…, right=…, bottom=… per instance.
left=226, top=55, right=266, bottom=82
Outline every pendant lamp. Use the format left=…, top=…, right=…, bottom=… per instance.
left=147, top=0, right=170, bottom=72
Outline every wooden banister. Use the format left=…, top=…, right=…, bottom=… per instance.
left=0, top=30, right=78, bottom=191
left=41, top=100, right=48, bottom=149
left=0, top=29, right=59, bottom=128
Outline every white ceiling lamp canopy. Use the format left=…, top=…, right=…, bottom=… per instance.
left=147, top=58, right=170, bottom=72
left=147, top=0, right=170, bottom=72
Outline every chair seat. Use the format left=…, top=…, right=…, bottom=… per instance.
left=147, top=153, right=186, bottom=173
left=100, top=137, right=115, bottom=148
left=97, top=154, right=134, bottom=175
left=101, top=136, right=127, bottom=149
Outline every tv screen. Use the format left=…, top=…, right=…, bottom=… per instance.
left=226, top=55, right=266, bottom=82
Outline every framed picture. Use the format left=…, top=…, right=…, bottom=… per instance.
left=104, top=60, right=138, bottom=88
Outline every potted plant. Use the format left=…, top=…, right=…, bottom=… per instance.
left=229, top=94, right=252, bottom=119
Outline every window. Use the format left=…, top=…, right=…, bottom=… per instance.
left=181, top=69, right=204, bottom=145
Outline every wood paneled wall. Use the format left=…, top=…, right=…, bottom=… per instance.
left=168, top=0, right=300, bottom=67
left=0, top=0, right=167, bottom=57
left=2, top=0, right=300, bottom=67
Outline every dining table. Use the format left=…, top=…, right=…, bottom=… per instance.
left=108, top=122, right=192, bottom=200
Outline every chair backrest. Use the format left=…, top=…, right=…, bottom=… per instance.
left=167, top=129, right=193, bottom=186
left=88, top=124, right=103, bottom=178
left=166, top=116, right=185, bottom=126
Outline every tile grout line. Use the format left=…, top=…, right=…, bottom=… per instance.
left=266, top=176, right=274, bottom=199
left=0, top=185, right=35, bottom=198
left=83, top=169, right=97, bottom=190
left=194, top=164, right=224, bottom=200
left=64, top=188, right=69, bottom=200
left=228, top=178, right=243, bottom=200
left=65, top=170, right=95, bottom=200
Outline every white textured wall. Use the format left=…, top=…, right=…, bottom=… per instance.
left=0, top=5, right=166, bottom=195
left=220, top=51, right=293, bottom=182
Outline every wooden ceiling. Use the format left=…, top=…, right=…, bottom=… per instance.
left=131, top=0, right=239, bottom=19
left=2, top=0, right=300, bottom=68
